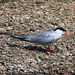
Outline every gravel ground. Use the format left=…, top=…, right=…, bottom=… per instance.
left=0, top=0, right=75, bottom=75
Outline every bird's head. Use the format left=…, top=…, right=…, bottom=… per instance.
left=54, top=27, right=71, bottom=37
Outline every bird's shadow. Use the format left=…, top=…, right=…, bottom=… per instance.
left=8, top=43, right=46, bottom=54
left=24, top=46, right=46, bottom=53
left=7, top=43, right=61, bottom=54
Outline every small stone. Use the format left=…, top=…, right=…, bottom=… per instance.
left=67, top=57, right=72, bottom=61
left=12, top=16, right=16, bottom=19
left=39, top=55, right=44, bottom=60
left=0, top=4, right=2, bottom=9
left=30, top=27, right=36, bottom=31
left=57, top=53, right=61, bottom=56
left=7, top=26, right=13, bottom=30
left=1, top=55, right=9, bottom=60
left=0, top=63, right=5, bottom=70
left=25, top=58, right=37, bottom=63
left=45, top=12, right=49, bottom=15
left=54, top=73, right=58, bottom=75
left=57, top=22, right=64, bottom=26
left=53, top=63, right=57, bottom=66
left=65, top=65, right=69, bottom=68
left=18, top=64, right=22, bottom=68
left=35, top=57, right=42, bottom=63
left=31, top=63, right=39, bottom=68
left=40, top=6, right=46, bottom=9
left=37, top=11, right=43, bottom=15
left=0, top=28, right=7, bottom=34
left=25, top=15, right=31, bottom=19
left=43, top=64, right=48, bottom=68
left=29, top=68, right=35, bottom=72
left=0, top=10, right=3, bottom=15
left=59, top=62, right=64, bottom=65
left=57, top=68, right=59, bottom=70
left=6, top=66, right=14, bottom=71
left=60, top=55, right=65, bottom=59
left=44, top=55, right=49, bottom=60
left=14, top=2, right=18, bottom=5
left=56, top=18, right=60, bottom=21
left=64, top=52, right=71, bottom=56
left=2, top=52, right=7, bottom=55
left=65, top=62, right=73, bottom=65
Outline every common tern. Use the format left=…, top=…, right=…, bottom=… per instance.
left=10, top=27, right=71, bottom=54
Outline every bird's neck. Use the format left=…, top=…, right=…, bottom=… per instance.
left=55, top=30, right=64, bottom=35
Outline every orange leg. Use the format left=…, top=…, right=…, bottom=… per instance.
left=48, top=46, right=54, bottom=53
left=45, top=46, right=51, bottom=54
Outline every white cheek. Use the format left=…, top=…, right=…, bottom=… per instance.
left=55, top=30, right=64, bottom=34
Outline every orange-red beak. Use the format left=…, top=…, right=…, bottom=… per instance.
left=64, top=32, right=71, bottom=37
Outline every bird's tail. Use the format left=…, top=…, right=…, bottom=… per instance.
left=8, top=33, right=27, bottom=41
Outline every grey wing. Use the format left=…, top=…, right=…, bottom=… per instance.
left=31, top=36, right=55, bottom=45
left=35, top=31, right=54, bottom=37
left=25, top=31, right=55, bottom=45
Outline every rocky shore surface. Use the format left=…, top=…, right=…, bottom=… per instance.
left=0, top=0, right=75, bottom=75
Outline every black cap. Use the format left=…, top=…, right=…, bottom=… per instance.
left=54, top=27, right=66, bottom=32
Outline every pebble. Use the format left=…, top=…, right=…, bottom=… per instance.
left=0, top=64, right=5, bottom=70
left=44, top=55, right=50, bottom=60
left=60, top=55, right=65, bottom=59
left=57, top=22, right=64, bottom=26
left=35, top=57, right=42, bottom=63
left=59, top=62, right=64, bottom=65
left=53, top=63, right=57, bottom=66
left=7, top=26, right=13, bottom=30
left=1, top=55, right=10, bottom=61
left=28, top=68, right=35, bottom=72
left=0, top=10, right=3, bottom=15
left=40, top=6, right=46, bottom=9
left=0, top=28, right=7, bottom=34
left=43, top=64, right=48, bottom=68
left=55, top=18, right=60, bottom=21
left=65, top=62, right=73, bottom=65
left=25, top=15, right=31, bottom=19
left=39, top=55, right=44, bottom=60
left=18, top=64, right=22, bottom=68
left=31, top=63, right=39, bottom=68
left=30, top=27, right=36, bottom=31
left=6, top=66, right=14, bottom=71
left=25, top=58, right=37, bottom=63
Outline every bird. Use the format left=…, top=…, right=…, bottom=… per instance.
left=9, top=27, right=71, bottom=54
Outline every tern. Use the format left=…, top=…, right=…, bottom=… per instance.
left=10, top=27, right=71, bottom=54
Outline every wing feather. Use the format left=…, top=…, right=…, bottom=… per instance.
left=27, top=30, right=55, bottom=45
